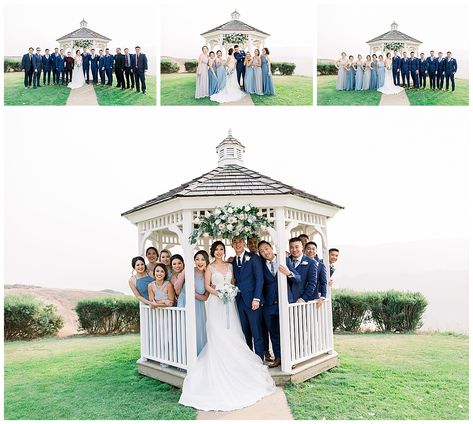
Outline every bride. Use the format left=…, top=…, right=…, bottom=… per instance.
left=210, top=48, right=246, bottom=103
left=67, top=50, right=86, bottom=90
left=178, top=240, right=275, bottom=411
left=378, top=52, right=404, bottom=95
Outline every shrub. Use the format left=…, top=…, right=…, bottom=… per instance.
left=270, top=62, right=279, bottom=74
left=184, top=60, right=198, bottom=73
left=4, top=295, right=64, bottom=341
left=278, top=62, right=296, bottom=75
left=332, top=290, right=369, bottom=332
left=317, top=64, right=338, bottom=75
left=161, top=60, right=179, bottom=74
left=76, top=297, right=140, bottom=335
left=4, top=58, right=21, bottom=72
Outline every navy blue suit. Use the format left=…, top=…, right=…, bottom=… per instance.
left=50, top=52, right=59, bottom=83
left=436, top=57, right=446, bottom=89
left=89, top=54, right=99, bottom=84
left=400, top=57, right=410, bottom=87
left=426, top=56, right=438, bottom=89
left=81, top=52, right=91, bottom=82
left=55, top=54, right=65, bottom=84
left=104, top=54, right=114, bottom=85
left=392, top=55, right=401, bottom=85
left=132, top=53, right=148, bottom=93
left=124, top=53, right=134, bottom=89
left=261, top=256, right=300, bottom=359
left=234, top=49, right=246, bottom=88
left=32, top=53, right=43, bottom=88
left=21, top=53, right=34, bottom=87
left=445, top=57, right=457, bottom=91
left=98, top=55, right=106, bottom=84
left=314, top=258, right=328, bottom=299
left=419, top=58, right=428, bottom=88
left=410, top=57, right=420, bottom=88
left=232, top=251, right=265, bottom=360
left=288, top=255, right=318, bottom=302
left=42, top=54, right=53, bottom=85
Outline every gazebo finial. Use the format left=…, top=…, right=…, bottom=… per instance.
left=80, top=18, right=88, bottom=28
left=231, top=10, right=240, bottom=20
left=216, top=130, right=245, bottom=166
left=391, top=21, right=398, bottom=31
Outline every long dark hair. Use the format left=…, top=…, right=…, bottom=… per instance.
left=131, top=256, right=146, bottom=270
left=194, top=250, right=210, bottom=265
left=228, top=48, right=234, bottom=56
left=210, top=241, right=226, bottom=258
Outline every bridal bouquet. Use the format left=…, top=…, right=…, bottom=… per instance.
left=216, top=283, right=239, bottom=304
left=226, top=68, right=234, bottom=77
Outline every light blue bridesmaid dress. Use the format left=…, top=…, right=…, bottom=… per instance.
left=253, top=56, right=263, bottom=95
left=362, top=61, right=371, bottom=90
left=177, top=270, right=207, bottom=355
left=208, top=62, right=219, bottom=96
left=261, top=55, right=275, bottom=95
left=355, top=59, right=364, bottom=90
left=244, top=62, right=255, bottom=94
left=377, top=60, right=385, bottom=88
left=370, top=60, right=378, bottom=89
left=216, top=59, right=226, bottom=91
left=135, top=275, right=153, bottom=301
left=336, top=57, right=348, bottom=90
left=344, top=62, right=356, bottom=90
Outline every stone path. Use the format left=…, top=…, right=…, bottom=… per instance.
left=220, top=92, right=255, bottom=106
left=66, top=84, right=98, bottom=106
left=196, top=387, right=293, bottom=420
left=379, top=90, right=410, bottom=106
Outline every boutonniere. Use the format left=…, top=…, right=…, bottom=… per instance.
left=301, top=261, right=309, bottom=266
left=244, top=255, right=251, bottom=262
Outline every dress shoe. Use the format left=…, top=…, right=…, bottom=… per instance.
left=269, top=357, right=281, bottom=368
left=264, top=351, right=274, bottom=362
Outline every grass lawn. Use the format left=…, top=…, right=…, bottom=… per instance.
left=405, top=79, right=469, bottom=106
left=317, top=75, right=382, bottom=106
left=94, top=75, right=157, bottom=106
left=285, top=332, right=469, bottom=420
left=4, top=72, right=70, bottom=106
left=4, top=334, right=196, bottom=420
left=161, top=73, right=312, bottom=106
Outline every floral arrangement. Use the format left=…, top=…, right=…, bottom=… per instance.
left=223, top=33, right=248, bottom=46
left=216, top=283, right=240, bottom=304
left=74, top=39, right=93, bottom=49
left=384, top=42, right=404, bottom=53
left=189, top=203, right=274, bottom=244
left=227, top=68, right=234, bottom=76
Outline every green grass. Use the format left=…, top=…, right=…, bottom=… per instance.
left=160, top=73, right=312, bottom=106
left=405, top=79, right=469, bottom=106
left=4, top=72, right=70, bottom=106
left=317, top=75, right=382, bottom=106
left=94, top=75, right=157, bottom=106
left=4, top=334, right=196, bottom=420
left=285, top=332, right=469, bottom=420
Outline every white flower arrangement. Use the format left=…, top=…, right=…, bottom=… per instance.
left=216, top=283, right=240, bottom=304
left=189, top=203, right=274, bottom=244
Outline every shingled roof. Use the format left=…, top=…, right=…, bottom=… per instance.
left=57, top=20, right=111, bottom=42
left=367, top=22, right=421, bottom=44
left=122, top=164, right=343, bottom=216
left=201, top=20, right=269, bottom=36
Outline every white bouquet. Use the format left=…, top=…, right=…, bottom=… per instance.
left=226, top=68, right=234, bottom=77
left=216, top=283, right=239, bottom=304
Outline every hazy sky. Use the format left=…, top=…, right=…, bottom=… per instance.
left=4, top=105, right=469, bottom=293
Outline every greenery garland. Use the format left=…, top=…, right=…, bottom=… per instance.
left=384, top=42, right=405, bottom=52
left=74, top=39, right=93, bottom=49
left=223, top=33, right=249, bottom=46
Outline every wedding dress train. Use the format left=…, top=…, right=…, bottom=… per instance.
left=377, top=59, right=404, bottom=95
left=178, top=263, right=275, bottom=411
left=68, top=58, right=86, bottom=89
left=210, top=57, right=246, bottom=103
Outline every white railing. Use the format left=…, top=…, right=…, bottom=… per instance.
left=140, top=304, right=188, bottom=369
left=288, top=299, right=332, bottom=366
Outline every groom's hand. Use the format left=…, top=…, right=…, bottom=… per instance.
left=251, top=299, right=260, bottom=310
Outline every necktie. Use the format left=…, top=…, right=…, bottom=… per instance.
left=270, top=261, right=275, bottom=276
left=292, top=258, right=298, bottom=268
left=237, top=256, right=242, bottom=267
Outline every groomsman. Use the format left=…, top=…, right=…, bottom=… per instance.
left=114, top=47, right=125, bottom=89
left=51, top=47, right=59, bottom=84
left=409, top=51, right=420, bottom=89
left=123, top=48, right=134, bottom=89
left=42, top=49, right=53, bottom=85
left=304, top=241, right=327, bottom=307
left=64, top=52, right=74, bottom=83
left=133, top=46, right=148, bottom=94
left=55, top=49, right=66, bottom=84
left=426, top=50, right=438, bottom=90
left=104, top=48, right=114, bottom=85
left=298, top=234, right=310, bottom=249
left=419, top=52, right=428, bottom=89
left=81, top=47, right=91, bottom=83
left=234, top=44, right=246, bottom=88
left=98, top=49, right=106, bottom=84
left=21, top=47, right=34, bottom=88
left=258, top=240, right=301, bottom=368
left=328, top=248, right=339, bottom=288
left=392, top=50, right=401, bottom=86
left=90, top=49, right=99, bottom=84
left=32, top=47, right=43, bottom=88
left=400, top=51, right=410, bottom=87
left=287, top=237, right=317, bottom=303
left=445, top=51, right=457, bottom=92
left=436, top=51, right=446, bottom=90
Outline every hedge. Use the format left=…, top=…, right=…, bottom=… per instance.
left=4, top=295, right=64, bottom=341
left=270, top=62, right=296, bottom=75
left=161, top=60, right=179, bottom=74
left=317, top=64, right=338, bottom=76
left=4, top=58, right=21, bottom=73
left=75, top=297, right=140, bottom=335
left=332, top=289, right=428, bottom=333
left=184, top=60, right=198, bottom=73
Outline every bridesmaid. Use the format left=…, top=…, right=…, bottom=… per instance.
left=170, top=254, right=185, bottom=304
left=335, top=52, right=348, bottom=90
left=253, top=49, right=263, bottom=95
left=362, top=54, right=372, bottom=90
left=148, top=263, right=175, bottom=307
left=215, top=50, right=226, bottom=92
left=377, top=54, right=385, bottom=88
left=370, top=54, right=378, bottom=90
left=159, top=249, right=172, bottom=280
left=195, top=46, right=209, bottom=98
left=145, top=247, right=159, bottom=276
left=261, top=48, right=275, bottom=95
left=128, top=256, right=154, bottom=306
left=208, top=51, right=219, bottom=96
left=354, top=54, right=364, bottom=90
left=244, top=52, right=255, bottom=94
left=344, top=55, right=356, bottom=90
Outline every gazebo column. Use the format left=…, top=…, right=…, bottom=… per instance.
left=138, top=229, right=153, bottom=256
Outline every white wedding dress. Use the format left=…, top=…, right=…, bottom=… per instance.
left=210, top=57, right=246, bottom=103
left=178, top=263, right=275, bottom=411
left=68, top=57, right=86, bottom=89
left=378, top=59, right=404, bottom=95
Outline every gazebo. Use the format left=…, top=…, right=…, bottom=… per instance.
left=56, top=19, right=111, bottom=53
left=122, top=130, right=343, bottom=387
left=201, top=10, right=270, bottom=53
left=367, top=22, right=422, bottom=56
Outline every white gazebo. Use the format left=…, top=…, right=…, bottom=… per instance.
left=367, top=22, right=422, bottom=56
left=122, top=130, right=343, bottom=387
left=56, top=19, right=111, bottom=52
left=201, top=10, right=270, bottom=53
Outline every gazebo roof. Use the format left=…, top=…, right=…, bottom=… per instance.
left=201, top=10, right=269, bottom=36
left=366, top=21, right=421, bottom=44
left=57, top=19, right=111, bottom=42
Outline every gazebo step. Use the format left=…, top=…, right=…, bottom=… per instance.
left=137, top=351, right=339, bottom=388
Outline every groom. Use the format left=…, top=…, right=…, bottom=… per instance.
left=392, top=50, right=401, bottom=86
left=234, top=45, right=246, bottom=89
left=231, top=236, right=265, bottom=361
